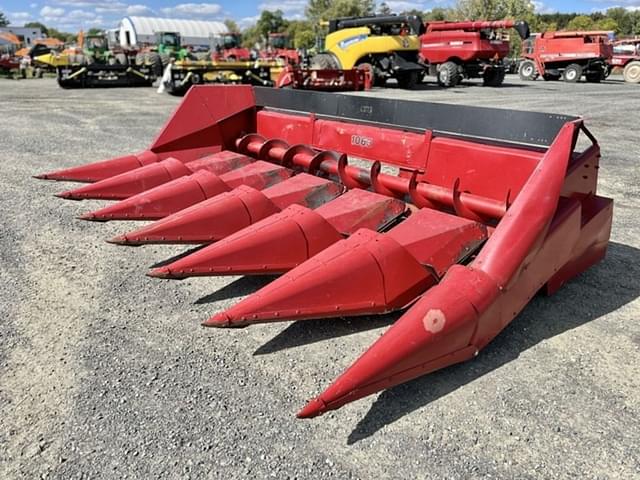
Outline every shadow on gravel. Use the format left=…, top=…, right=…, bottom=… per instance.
left=150, top=245, right=205, bottom=268
left=254, top=312, right=401, bottom=355
left=195, top=275, right=276, bottom=304
left=346, top=241, right=640, bottom=444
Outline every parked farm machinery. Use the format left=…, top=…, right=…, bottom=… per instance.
left=162, top=59, right=278, bottom=96
left=610, top=38, right=640, bottom=83
left=36, top=86, right=612, bottom=418
left=420, top=20, right=530, bottom=87
left=519, top=31, right=613, bottom=82
left=275, top=65, right=372, bottom=90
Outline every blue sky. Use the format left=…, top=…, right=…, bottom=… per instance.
left=0, top=1, right=635, bottom=32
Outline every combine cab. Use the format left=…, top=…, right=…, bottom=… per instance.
left=261, top=33, right=300, bottom=65
left=420, top=20, right=530, bottom=87
left=519, top=31, right=613, bottom=82
left=211, top=32, right=252, bottom=61
left=610, top=38, right=640, bottom=83
left=310, top=14, right=425, bottom=88
left=36, top=86, right=612, bottom=418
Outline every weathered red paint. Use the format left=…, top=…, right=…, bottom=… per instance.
left=147, top=189, right=406, bottom=278
left=111, top=173, right=344, bottom=245
left=81, top=161, right=291, bottom=221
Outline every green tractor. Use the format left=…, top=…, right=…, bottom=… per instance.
left=137, top=32, right=192, bottom=77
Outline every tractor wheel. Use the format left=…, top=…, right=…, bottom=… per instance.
left=397, top=70, right=420, bottom=89
left=310, top=53, right=340, bottom=70
left=623, top=61, right=640, bottom=83
left=146, top=52, right=164, bottom=77
left=194, top=52, right=209, bottom=61
left=518, top=60, right=537, bottom=80
left=437, top=61, right=460, bottom=88
left=483, top=67, right=505, bottom=87
left=563, top=63, right=582, bottom=82
left=135, top=53, right=145, bottom=66
left=159, top=53, right=171, bottom=67
left=115, top=53, right=128, bottom=66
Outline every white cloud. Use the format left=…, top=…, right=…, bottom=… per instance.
left=160, top=3, right=223, bottom=17
left=531, top=0, right=556, bottom=13
left=67, top=9, right=98, bottom=20
left=238, top=15, right=259, bottom=29
left=126, top=4, right=152, bottom=15
left=40, top=5, right=65, bottom=17
left=9, top=11, right=33, bottom=21
left=258, top=0, right=306, bottom=19
left=30, top=3, right=38, bottom=8
left=384, top=1, right=430, bottom=11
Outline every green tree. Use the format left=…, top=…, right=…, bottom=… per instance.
left=455, top=0, right=534, bottom=21
left=0, top=11, right=9, bottom=27
left=595, top=17, right=618, bottom=33
left=25, top=22, right=49, bottom=36
left=566, top=15, right=595, bottom=31
left=224, top=19, right=239, bottom=33
left=87, top=28, right=103, bottom=36
left=424, top=8, right=454, bottom=22
left=286, top=20, right=315, bottom=49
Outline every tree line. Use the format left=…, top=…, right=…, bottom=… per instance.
left=1, top=0, right=638, bottom=49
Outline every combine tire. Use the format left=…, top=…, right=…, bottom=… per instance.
left=437, top=61, right=460, bottom=87
left=518, top=60, right=537, bottom=80
left=397, top=70, right=420, bottom=89
left=623, top=61, right=640, bottom=83
left=310, top=53, right=340, bottom=70
left=483, top=67, right=505, bottom=87
left=146, top=52, right=163, bottom=78
left=563, top=64, right=582, bottom=82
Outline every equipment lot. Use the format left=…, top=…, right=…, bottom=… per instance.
left=1, top=76, right=638, bottom=479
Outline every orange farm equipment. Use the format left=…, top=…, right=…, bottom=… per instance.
left=519, top=31, right=613, bottom=82
left=610, top=38, right=640, bottom=83
left=36, top=86, right=613, bottom=418
left=275, top=65, right=371, bottom=91
left=420, top=20, right=530, bottom=87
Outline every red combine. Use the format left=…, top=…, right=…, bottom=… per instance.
left=610, top=38, right=640, bottom=83
left=211, top=32, right=252, bottom=61
left=36, top=86, right=612, bottom=418
left=260, top=33, right=300, bottom=65
left=519, top=31, right=613, bottom=82
left=419, top=20, right=530, bottom=87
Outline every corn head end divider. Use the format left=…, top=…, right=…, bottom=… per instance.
left=36, top=86, right=613, bottom=418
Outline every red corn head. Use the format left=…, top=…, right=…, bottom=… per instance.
left=111, top=173, right=344, bottom=245
left=36, top=85, right=257, bottom=183
left=55, top=151, right=253, bottom=201
left=82, top=161, right=292, bottom=222
left=148, top=188, right=407, bottom=278
left=204, top=208, right=488, bottom=327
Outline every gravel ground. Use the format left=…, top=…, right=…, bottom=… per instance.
left=0, top=75, right=638, bottom=480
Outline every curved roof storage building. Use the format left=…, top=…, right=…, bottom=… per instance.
left=118, top=16, right=227, bottom=48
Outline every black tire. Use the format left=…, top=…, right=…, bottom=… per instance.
left=542, top=73, right=561, bottom=81
left=159, top=52, right=171, bottom=67
left=310, top=53, right=340, bottom=70
left=437, top=61, right=460, bottom=88
left=482, top=67, right=505, bottom=87
left=145, top=52, right=163, bottom=77
left=396, top=70, right=420, bottom=89
left=518, top=60, right=537, bottom=80
left=563, top=63, right=582, bottom=82
left=585, top=72, right=602, bottom=83
left=623, top=61, right=640, bottom=83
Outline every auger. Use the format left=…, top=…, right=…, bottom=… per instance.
left=37, top=85, right=613, bottom=418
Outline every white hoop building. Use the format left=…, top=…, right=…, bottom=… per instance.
left=118, top=16, right=228, bottom=48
